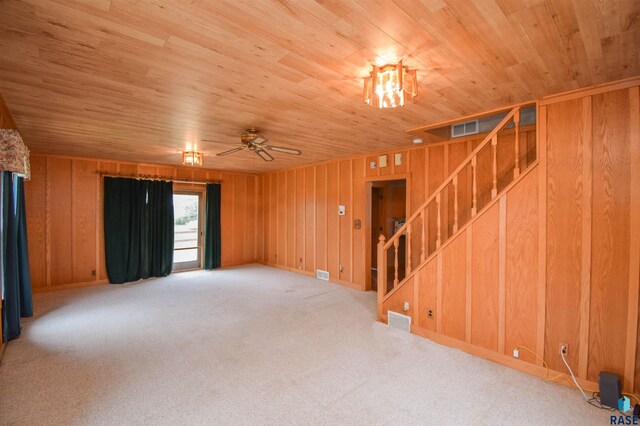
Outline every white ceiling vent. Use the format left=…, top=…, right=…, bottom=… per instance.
left=316, top=269, right=329, bottom=281
left=451, top=119, right=479, bottom=138
left=387, top=311, right=412, bottom=332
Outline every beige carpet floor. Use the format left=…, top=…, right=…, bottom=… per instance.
left=0, top=264, right=614, bottom=425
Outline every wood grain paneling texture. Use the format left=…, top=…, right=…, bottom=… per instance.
left=23, top=155, right=47, bottom=287
left=0, top=94, right=17, bottom=129
left=256, top=132, right=532, bottom=290
left=48, top=157, right=74, bottom=286
left=72, top=160, right=98, bottom=283
left=588, top=89, right=631, bottom=382
left=544, top=98, right=584, bottom=372
left=637, top=308, right=640, bottom=392
left=378, top=81, right=640, bottom=394
left=381, top=276, right=415, bottom=321
left=440, top=234, right=467, bottom=341
left=24, top=154, right=259, bottom=291
left=1, top=1, right=638, bottom=172
left=416, top=258, right=438, bottom=332
left=470, top=202, right=500, bottom=351
left=504, top=170, right=539, bottom=364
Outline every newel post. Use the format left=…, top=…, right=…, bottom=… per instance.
left=377, top=234, right=387, bottom=321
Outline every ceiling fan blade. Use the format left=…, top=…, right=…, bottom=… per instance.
left=255, top=148, right=274, bottom=162
left=216, top=145, right=246, bottom=156
left=265, top=145, right=302, bottom=155
left=252, top=136, right=267, bottom=144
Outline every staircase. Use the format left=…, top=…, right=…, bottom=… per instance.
left=377, top=104, right=537, bottom=321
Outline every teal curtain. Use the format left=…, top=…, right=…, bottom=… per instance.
left=204, top=183, right=221, bottom=269
left=1, top=172, right=33, bottom=342
left=146, top=180, right=174, bottom=277
left=103, top=177, right=174, bottom=284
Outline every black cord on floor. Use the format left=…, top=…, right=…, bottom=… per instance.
left=588, top=392, right=628, bottom=415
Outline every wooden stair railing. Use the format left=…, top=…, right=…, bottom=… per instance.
left=377, top=105, right=532, bottom=302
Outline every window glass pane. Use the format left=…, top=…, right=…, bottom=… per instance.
left=174, top=248, right=198, bottom=263
left=173, top=194, right=199, bottom=265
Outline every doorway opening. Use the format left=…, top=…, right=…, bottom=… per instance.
left=368, top=179, right=407, bottom=293
left=173, top=192, right=203, bottom=271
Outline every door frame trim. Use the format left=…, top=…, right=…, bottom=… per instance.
left=364, top=177, right=409, bottom=292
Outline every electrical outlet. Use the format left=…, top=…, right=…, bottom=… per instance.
left=427, top=309, right=433, bottom=318
left=560, top=343, right=568, bottom=356
left=403, top=301, right=410, bottom=312
left=513, top=348, right=520, bottom=359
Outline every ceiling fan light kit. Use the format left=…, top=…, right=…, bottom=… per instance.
left=363, top=60, right=418, bottom=109
left=211, top=128, right=302, bottom=162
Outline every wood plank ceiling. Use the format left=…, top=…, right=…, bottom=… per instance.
left=0, top=0, right=638, bottom=172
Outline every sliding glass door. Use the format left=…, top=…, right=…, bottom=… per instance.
left=173, top=192, right=202, bottom=271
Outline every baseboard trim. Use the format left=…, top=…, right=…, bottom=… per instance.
left=33, top=279, right=109, bottom=294
left=408, top=324, right=604, bottom=393
left=260, top=262, right=365, bottom=291
left=32, top=263, right=263, bottom=293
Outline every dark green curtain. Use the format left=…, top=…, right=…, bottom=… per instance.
left=103, top=177, right=174, bottom=284
left=204, top=183, right=221, bottom=269
left=1, top=172, right=33, bottom=343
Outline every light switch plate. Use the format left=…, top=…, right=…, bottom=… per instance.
left=338, top=205, right=346, bottom=216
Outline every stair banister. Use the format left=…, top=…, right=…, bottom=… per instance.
left=382, top=106, right=521, bottom=253
left=378, top=106, right=523, bottom=300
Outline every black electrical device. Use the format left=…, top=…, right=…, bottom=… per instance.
left=633, top=404, right=639, bottom=417
left=599, top=371, right=621, bottom=409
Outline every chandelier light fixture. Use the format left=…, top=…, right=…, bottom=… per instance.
left=363, top=60, right=418, bottom=109
left=182, top=150, right=203, bottom=166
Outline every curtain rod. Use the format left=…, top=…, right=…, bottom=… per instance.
left=97, top=170, right=222, bottom=185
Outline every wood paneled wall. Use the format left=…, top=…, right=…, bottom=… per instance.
left=542, top=83, right=640, bottom=392
left=24, top=154, right=258, bottom=291
left=403, top=168, right=540, bottom=361
left=0, top=94, right=17, bottom=129
left=381, top=79, right=640, bottom=394
left=257, top=126, right=536, bottom=290
left=255, top=79, right=639, bottom=394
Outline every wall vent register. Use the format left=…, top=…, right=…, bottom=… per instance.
left=387, top=311, right=411, bottom=332
left=451, top=119, right=479, bottom=138
left=316, top=269, right=329, bottom=281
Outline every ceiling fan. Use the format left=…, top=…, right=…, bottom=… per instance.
left=208, top=128, right=302, bottom=162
